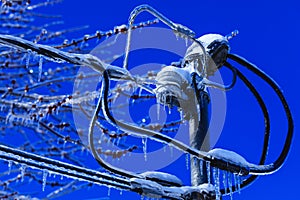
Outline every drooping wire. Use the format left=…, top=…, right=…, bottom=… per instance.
left=220, top=61, right=271, bottom=194
left=227, top=53, right=294, bottom=175
left=88, top=70, right=141, bottom=179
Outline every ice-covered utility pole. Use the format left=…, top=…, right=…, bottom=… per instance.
left=124, top=4, right=211, bottom=187
left=183, top=32, right=237, bottom=190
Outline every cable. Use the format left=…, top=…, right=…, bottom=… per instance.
left=203, top=63, right=237, bottom=91
left=88, top=70, right=141, bottom=179
left=228, top=53, right=294, bottom=175
left=220, top=61, right=271, bottom=194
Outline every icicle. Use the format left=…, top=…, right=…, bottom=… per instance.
left=169, top=145, right=173, bottom=157
left=179, top=110, right=183, bottom=120
left=6, top=113, right=12, bottom=124
left=228, top=173, right=233, bottom=200
left=168, top=105, right=171, bottom=115
left=107, top=186, right=111, bottom=196
left=234, top=174, right=241, bottom=194
left=7, top=160, right=12, bottom=175
left=63, top=140, right=67, bottom=148
left=81, top=146, right=85, bottom=153
left=116, top=137, right=121, bottom=146
left=223, top=171, right=228, bottom=194
left=213, top=168, right=221, bottom=200
left=26, top=49, right=31, bottom=68
left=38, top=56, right=43, bottom=82
left=131, top=96, right=136, bottom=104
left=213, top=167, right=216, bottom=184
left=237, top=175, right=241, bottom=194
left=156, top=103, right=160, bottom=120
left=206, top=161, right=211, bottom=184
left=142, top=137, right=147, bottom=161
left=120, top=189, right=123, bottom=195
left=75, top=79, right=81, bottom=91
left=42, top=169, right=48, bottom=191
left=185, top=153, right=189, bottom=170
left=20, top=164, right=26, bottom=182
left=192, top=156, right=197, bottom=166
left=163, top=96, right=166, bottom=112
left=132, top=84, right=137, bottom=94
left=213, top=167, right=221, bottom=200
left=185, top=38, right=188, bottom=47
left=138, top=87, right=143, bottom=97
left=199, top=159, right=203, bottom=176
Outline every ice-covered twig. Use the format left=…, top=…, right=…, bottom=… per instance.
left=46, top=181, right=92, bottom=199
left=54, top=19, right=159, bottom=49
left=26, top=0, right=63, bottom=11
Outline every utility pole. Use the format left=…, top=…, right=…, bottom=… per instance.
left=189, top=90, right=210, bottom=186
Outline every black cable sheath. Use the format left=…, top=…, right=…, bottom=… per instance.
left=228, top=54, right=294, bottom=175
left=220, top=61, right=271, bottom=194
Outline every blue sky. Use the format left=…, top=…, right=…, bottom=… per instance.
left=2, top=0, right=299, bottom=199
left=42, top=0, right=300, bottom=199
left=65, top=1, right=299, bottom=199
